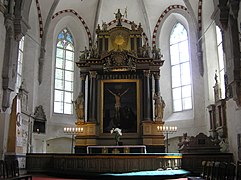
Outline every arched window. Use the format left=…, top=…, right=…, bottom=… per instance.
left=170, top=23, right=192, bottom=112
left=16, top=36, right=25, bottom=91
left=216, top=26, right=225, bottom=99
left=54, top=28, right=74, bottom=114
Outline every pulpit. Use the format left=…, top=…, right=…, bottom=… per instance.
left=74, top=9, right=166, bottom=153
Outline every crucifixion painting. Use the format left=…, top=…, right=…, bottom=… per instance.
left=102, top=81, right=138, bottom=133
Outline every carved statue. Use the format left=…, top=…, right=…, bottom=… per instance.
left=137, top=22, right=143, bottom=32
left=114, top=9, right=123, bottom=26
left=90, top=44, right=98, bottom=58
left=131, top=21, right=136, bottom=30
left=73, top=92, right=84, bottom=120
left=34, top=105, right=47, bottom=121
left=79, top=46, right=89, bottom=60
left=141, top=44, right=151, bottom=58
left=178, top=133, right=190, bottom=150
left=213, top=71, right=221, bottom=102
left=152, top=45, right=160, bottom=59
left=102, top=22, right=107, bottom=31
left=154, top=93, right=165, bottom=120
left=219, top=138, right=229, bottom=152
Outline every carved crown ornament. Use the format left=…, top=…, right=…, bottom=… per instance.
left=76, top=9, right=164, bottom=74
left=102, top=50, right=136, bottom=72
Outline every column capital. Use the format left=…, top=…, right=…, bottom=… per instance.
left=153, top=72, right=160, bottom=80
left=80, top=73, right=86, bottom=81
left=89, top=71, right=97, bottom=78
left=143, top=70, right=150, bottom=78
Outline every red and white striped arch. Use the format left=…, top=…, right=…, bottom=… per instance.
left=52, top=9, right=93, bottom=47
left=152, top=5, right=188, bottom=47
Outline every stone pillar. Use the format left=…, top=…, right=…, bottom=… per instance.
left=143, top=70, right=151, bottom=121
left=2, top=14, right=19, bottom=111
left=88, top=71, right=97, bottom=122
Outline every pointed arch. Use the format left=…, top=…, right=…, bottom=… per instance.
left=170, top=23, right=192, bottom=112
left=53, top=28, right=75, bottom=114
left=52, top=9, right=92, bottom=47
left=152, top=5, right=188, bottom=47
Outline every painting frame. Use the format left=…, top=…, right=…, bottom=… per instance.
left=100, top=79, right=140, bottom=134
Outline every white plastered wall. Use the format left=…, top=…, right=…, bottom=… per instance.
left=0, top=6, right=6, bottom=159
left=158, top=10, right=206, bottom=144
left=35, top=14, right=89, bottom=153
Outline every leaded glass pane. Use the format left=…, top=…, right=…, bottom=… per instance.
left=170, top=23, right=187, bottom=45
left=183, top=97, right=192, bottom=110
left=66, top=44, right=74, bottom=51
left=172, top=65, right=181, bottom=88
left=65, top=60, right=74, bottom=71
left=66, top=50, right=74, bottom=60
left=216, top=26, right=222, bottom=45
left=220, top=70, right=225, bottom=99
left=16, top=76, right=21, bottom=90
left=170, top=45, right=179, bottom=65
left=56, top=58, right=64, bottom=69
left=56, top=48, right=64, bottom=58
left=64, top=92, right=72, bottom=103
left=64, top=103, right=72, bottom=114
left=18, top=51, right=23, bottom=63
left=55, top=69, right=64, bottom=80
left=54, top=102, right=63, bottom=113
left=65, top=71, right=73, bottom=81
left=181, top=62, right=191, bottom=85
left=65, top=81, right=73, bottom=91
left=182, top=85, right=191, bottom=98
left=19, top=37, right=24, bottom=50
left=179, top=41, right=189, bottom=63
left=55, top=79, right=64, bottom=89
left=172, top=88, right=181, bottom=100
left=173, top=99, right=182, bottom=112
left=58, top=32, right=64, bottom=40
left=57, top=41, right=63, bottom=48
left=66, top=34, right=73, bottom=44
left=218, top=45, right=224, bottom=69
left=17, top=61, right=22, bottom=74
left=54, top=90, right=63, bottom=101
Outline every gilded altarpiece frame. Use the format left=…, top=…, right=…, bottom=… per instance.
left=100, top=79, right=140, bottom=134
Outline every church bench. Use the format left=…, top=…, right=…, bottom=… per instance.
left=0, top=160, right=32, bottom=180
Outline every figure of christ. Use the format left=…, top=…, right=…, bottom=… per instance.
left=107, top=88, right=129, bottom=121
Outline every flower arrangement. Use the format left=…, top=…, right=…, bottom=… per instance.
left=110, top=128, right=122, bottom=145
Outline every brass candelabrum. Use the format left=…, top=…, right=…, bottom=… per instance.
left=63, top=127, right=84, bottom=153
left=157, top=125, right=177, bottom=153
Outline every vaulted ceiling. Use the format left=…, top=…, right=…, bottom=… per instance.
left=35, top=0, right=202, bottom=46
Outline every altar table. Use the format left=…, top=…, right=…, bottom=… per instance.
left=87, top=145, right=147, bottom=154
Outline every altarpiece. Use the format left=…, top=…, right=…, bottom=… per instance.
left=74, top=10, right=165, bottom=153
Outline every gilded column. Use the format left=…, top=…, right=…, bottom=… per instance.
left=89, top=71, right=97, bottom=122
left=143, top=70, right=151, bottom=121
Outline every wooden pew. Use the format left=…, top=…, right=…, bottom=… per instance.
left=0, top=160, right=32, bottom=180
